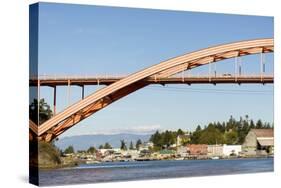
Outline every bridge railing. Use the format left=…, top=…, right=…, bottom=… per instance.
left=30, top=73, right=273, bottom=80
left=169, top=73, right=273, bottom=78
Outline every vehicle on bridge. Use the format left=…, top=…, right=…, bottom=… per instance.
left=222, top=73, right=232, bottom=77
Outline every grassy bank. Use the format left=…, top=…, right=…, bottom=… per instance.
left=30, top=141, right=78, bottom=170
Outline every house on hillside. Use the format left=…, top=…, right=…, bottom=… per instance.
left=176, top=133, right=190, bottom=146
left=243, top=129, right=274, bottom=156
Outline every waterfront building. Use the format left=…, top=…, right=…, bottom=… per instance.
left=121, top=149, right=139, bottom=159
left=159, top=149, right=176, bottom=159
left=139, top=141, right=154, bottom=151
left=98, top=148, right=121, bottom=157
left=243, top=129, right=274, bottom=156
left=207, top=145, right=223, bottom=157
left=222, top=145, right=241, bottom=157
left=187, top=144, right=208, bottom=156
left=176, top=146, right=189, bottom=157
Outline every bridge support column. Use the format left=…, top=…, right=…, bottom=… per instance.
left=181, top=68, right=185, bottom=82
left=208, top=60, right=212, bottom=82
left=37, top=79, right=40, bottom=125
left=214, top=62, right=217, bottom=77
left=81, top=85, right=85, bottom=99
left=53, top=86, right=56, bottom=115
left=238, top=57, right=242, bottom=76
left=260, top=52, right=265, bottom=82
left=235, top=57, right=237, bottom=81
left=67, top=79, right=71, bottom=105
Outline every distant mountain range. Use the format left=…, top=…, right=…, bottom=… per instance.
left=55, top=133, right=151, bottom=151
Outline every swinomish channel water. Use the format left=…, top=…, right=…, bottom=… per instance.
left=39, top=158, right=273, bottom=186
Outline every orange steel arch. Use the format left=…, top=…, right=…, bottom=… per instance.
left=31, top=38, right=274, bottom=142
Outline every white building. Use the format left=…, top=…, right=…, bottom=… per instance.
left=122, top=150, right=139, bottom=159
left=139, top=141, right=154, bottom=151
left=98, top=148, right=121, bottom=156
left=207, top=145, right=223, bottom=157
left=222, top=145, right=242, bottom=156
left=176, top=146, right=189, bottom=157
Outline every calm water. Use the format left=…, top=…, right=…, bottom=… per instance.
left=39, top=158, right=273, bottom=186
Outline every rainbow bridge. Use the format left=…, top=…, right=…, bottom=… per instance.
left=29, top=38, right=274, bottom=142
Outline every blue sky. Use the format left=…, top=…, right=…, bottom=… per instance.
left=36, top=3, right=274, bottom=137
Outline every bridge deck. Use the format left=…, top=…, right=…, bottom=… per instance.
left=30, top=75, right=273, bottom=86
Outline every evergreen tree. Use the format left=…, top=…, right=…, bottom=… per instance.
left=87, top=146, right=97, bottom=153
left=176, top=129, right=185, bottom=136
left=120, top=140, right=127, bottom=150
left=129, top=141, right=134, bottom=150
left=198, top=124, right=225, bottom=144
left=150, top=130, right=163, bottom=147
left=64, top=145, right=74, bottom=154
left=136, top=139, right=142, bottom=150
left=224, top=130, right=238, bottom=144
left=29, top=98, right=53, bottom=124
left=190, top=126, right=202, bottom=144
left=250, top=120, right=255, bottom=129
left=163, top=130, right=176, bottom=147
left=104, top=142, right=112, bottom=149
left=195, top=125, right=202, bottom=132
left=256, top=119, right=263, bottom=129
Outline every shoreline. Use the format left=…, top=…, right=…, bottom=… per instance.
left=39, top=155, right=273, bottom=170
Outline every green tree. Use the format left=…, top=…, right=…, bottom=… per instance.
left=29, top=98, right=53, bottom=124
left=129, top=141, right=134, bottom=150
left=245, top=115, right=249, bottom=122
left=195, top=125, right=202, bottom=132
left=198, top=125, right=224, bottom=144
left=190, top=126, right=202, bottom=144
left=150, top=130, right=163, bottom=148
left=87, top=146, right=97, bottom=153
left=187, top=115, right=272, bottom=144
left=136, top=139, right=142, bottom=150
left=226, top=115, right=236, bottom=131
left=99, top=145, right=104, bottom=149
left=176, top=129, right=185, bottom=136
left=256, top=119, right=263, bottom=129
left=104, top=142, right=112, bottom=149
left=163, top=130, right=176, bottom=147
left=64, top=145, right=74, bottom=154
left=250, top=120, right=255, bottom=129
left=215, top=122, right=225, bottom=133
left=224, top=131, right=238, bottom=144
left=120, top=140, right=127, bottom=150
